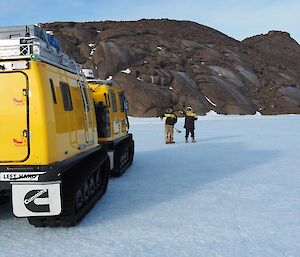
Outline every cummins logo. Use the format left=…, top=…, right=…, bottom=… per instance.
left=12, top=183, right=61, bottom=217
left=24, top=189, right=50, bottom=212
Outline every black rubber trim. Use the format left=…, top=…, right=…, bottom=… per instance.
left=0, top=145, right=107, bottom=182
left=100, top=133, right=133, bottom=150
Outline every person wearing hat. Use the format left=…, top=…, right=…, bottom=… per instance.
left=184, top=106, right=198, bottom=143
left=160, top=107, right=178, bottom=144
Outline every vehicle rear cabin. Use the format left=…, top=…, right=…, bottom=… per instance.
left=0, top=25, right=110, bottom=227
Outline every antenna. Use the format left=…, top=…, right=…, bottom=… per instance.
left=25, top=26, right=30, bottom=37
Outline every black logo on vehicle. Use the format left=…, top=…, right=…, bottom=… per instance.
left=24, top=189, right=50, bottom=212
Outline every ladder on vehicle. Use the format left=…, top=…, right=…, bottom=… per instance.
left=74, top=62, right=95, bottom=146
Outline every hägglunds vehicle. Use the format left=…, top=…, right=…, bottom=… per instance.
left=83, top=70, right=134, bottom=177
left=0, top=25, right=134, bottom=227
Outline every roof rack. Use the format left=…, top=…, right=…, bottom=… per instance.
left=0, top=25, right=80, bottom=74
left=82, top=69, right=114, bottom=86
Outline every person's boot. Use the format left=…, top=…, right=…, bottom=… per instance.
left=192, top=137, right=196, bottom=143
left=185, top=138, right=188, bottom=143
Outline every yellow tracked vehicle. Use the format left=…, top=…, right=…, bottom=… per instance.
left=0, top=25, right=134, bottom=227
left=83, top=71, right=134, bottom=177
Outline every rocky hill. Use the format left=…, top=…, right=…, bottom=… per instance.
left=43, top=19, right=300, bottom=116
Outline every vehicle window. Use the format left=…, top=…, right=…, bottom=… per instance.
left=110, top=92, right=117, bottom=112
left=60, top=82, right=73, bottom=111
left=49, top=79, right=57, bottom=104
left=119, top=92, right=124, bottom=112
left=104, top=93, right=110, bottom=107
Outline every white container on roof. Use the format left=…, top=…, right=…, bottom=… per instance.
left=82, top=69, right=95, bottom=79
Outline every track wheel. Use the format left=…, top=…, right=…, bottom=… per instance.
left=120, top=150, right=127, bottom=167
left=125, top=150, right=129, bottom=164
left=82, top=182, right=90, bottom=203
left=120, top=154, right=125, bottom=167
left=89, top=176, right=96, bottom=196
left=95, top=169, right=102, bottom=189
left=75, top=189, right=84, bottom=212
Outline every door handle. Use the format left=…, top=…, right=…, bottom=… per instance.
left=22, top=130, right=28, bottom=138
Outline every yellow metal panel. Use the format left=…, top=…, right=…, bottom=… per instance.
left=88, top=81, right=129, bottom=143
left=0, top=60, right=99, bottom=166
left=0, top=72, right=28, bottom=162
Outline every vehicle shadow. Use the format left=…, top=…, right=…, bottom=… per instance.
left=83, top=140, right=280, bottom=226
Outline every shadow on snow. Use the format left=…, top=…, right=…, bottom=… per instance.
left=0, top=136, right=280, bottom=227
left=83, top=138, right=280, bottom=226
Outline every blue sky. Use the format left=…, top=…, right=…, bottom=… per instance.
left=0, top=0, right=299, bottom=42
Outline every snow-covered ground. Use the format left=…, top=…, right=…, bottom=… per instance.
left=1, top=114, right=300, bottom=257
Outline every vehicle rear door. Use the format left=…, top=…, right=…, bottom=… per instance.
left=0, top=71, right=29, bottom=162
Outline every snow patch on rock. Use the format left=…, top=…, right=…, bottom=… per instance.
left=121, top=68, right=131, bottom=74
left=205, top=96, right=217, bottom=107
left=90, top=48, right=96, bottom=56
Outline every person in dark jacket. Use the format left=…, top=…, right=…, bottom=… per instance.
left=160, top=107, right=177, bottom=144
left=184, top=106, right=198, bottom=143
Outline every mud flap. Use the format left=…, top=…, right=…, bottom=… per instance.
left=107, top=151, right=114, bottom=171
left=11, top=181, right=61, bottom=217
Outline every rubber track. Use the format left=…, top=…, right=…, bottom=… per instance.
left=110, top=140, right=134, bottom=177
left=0, top=195, right=9, bottom=205
left=28, top=153, right=109, bottom=227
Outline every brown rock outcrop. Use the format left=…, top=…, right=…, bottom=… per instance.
left=43, top=20, right=300, bottom=116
